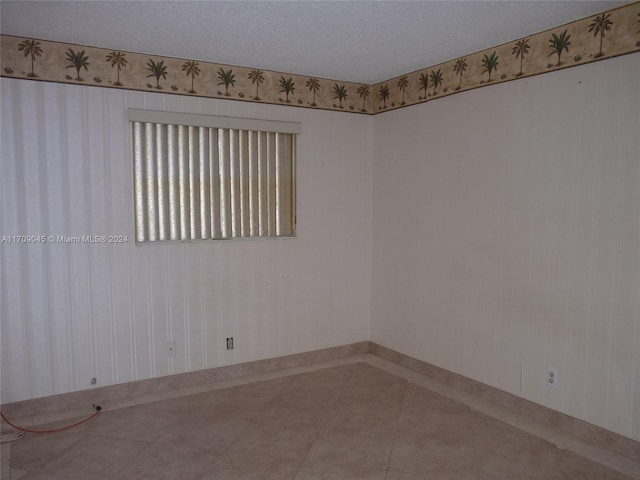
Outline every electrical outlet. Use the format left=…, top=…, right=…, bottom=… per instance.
left=547, top=367, right=558, bottom=389
left=167, top=340, right=176, bottom=358
left=226, top=337, right=234, bottom=350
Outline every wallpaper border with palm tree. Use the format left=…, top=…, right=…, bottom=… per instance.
left=371, top=2, right=639, bottom=113
left=2, top=2, right=638, bottom=115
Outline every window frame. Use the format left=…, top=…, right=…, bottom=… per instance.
left=129, top=109, right=299, bottom=244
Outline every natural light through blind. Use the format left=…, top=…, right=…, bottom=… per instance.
left=129, top=110, right=298, bottom=243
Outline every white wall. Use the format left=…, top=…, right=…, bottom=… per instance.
left=0, top=79, right=373, bottom=403
left=371, top=53, right=640, bottom=441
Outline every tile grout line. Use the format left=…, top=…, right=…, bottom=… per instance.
left=104, top=439, right=155, bottom=480
left=289, top=364, right=361, bottom=480
left=289, top=421, right=323, bottom=480
left=8, top=358, right=640, bottom=480
left=360, top=354, right=640, bottom=480
left=599, top=453, right=640, bottom=480
left=9, top=352, right=640, bottom=479
left=384, top=380, right=408, bottom=480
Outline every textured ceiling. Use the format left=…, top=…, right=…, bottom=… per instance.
left=0, top=0, right=628, bottom=85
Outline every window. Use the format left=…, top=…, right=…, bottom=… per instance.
left=129, top=109, right=298, bottom=243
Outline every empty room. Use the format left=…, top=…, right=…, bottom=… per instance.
left=1, top=1, right=639, bottom=479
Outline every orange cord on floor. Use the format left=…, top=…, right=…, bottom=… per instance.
left=0, top=405, right=101, bottom=434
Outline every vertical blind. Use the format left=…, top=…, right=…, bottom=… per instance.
left=129, top=110, right=298, bottom=243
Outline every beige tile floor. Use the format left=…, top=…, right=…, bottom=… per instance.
left=3, top=354, right=640, bottom=480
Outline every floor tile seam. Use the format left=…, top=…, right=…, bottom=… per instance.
left=604, top=453, right=640, bottom=467
left=290, top=425, right=323, bottom=480
left=498, top=414, right=619, bottom=461
left=361, top=354, right=637, bottom=478
left=72, top=431, right=156, bottom=449
left=254, top=408, right=334, bottom=428
left=599, top=453, right=640, bottom=480
left=384, top=432, right=398, bottom=479
left=198, top=430, right=237, bottom=471
left=358, top=360, right=545, bottom=443
left=306, top=386, right=396, bottom=475
left=389, top=379, right=411, bottom=433
left=273, top=383, right=350, bottom=399
left=300, top=456, right=389, bottom=475
left=208, top=417, right=317, bottom=468
left=470, top=415, right=483, bottom=480
left=17, top=445, right=83, bottom=479
left=86, top=354, right=360, bottom=420
left=16, top=430, right=91, bottom=475
left=9, top=468, right=28, bottom=480
left=358, top=357, right=544, bottom=428
left=598, top=451, right=621, bottom=464
left=359, top=357, right=476, bottom=413
left=7, top=358, right=368, bottom=478
left=25, top=354, right=631, bottom=479
left=367, top=351, right=640, bottom=458
left=189, top=359, right=354, bottom=398
left=321, top=408, right=404, bottom=440
left=553, top=438, right=615, bottom=463
left=102, top=439, right=157, bottom=480
left=17, top=356, right=366, bottom=427
left=193, top=470, right=208, bottom=480
left=196, top=461, right=219, bottom=480
left=335, top=383, right=400, bottom=478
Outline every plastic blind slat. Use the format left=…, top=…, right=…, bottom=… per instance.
left=132, top=120, right=295, bottom=243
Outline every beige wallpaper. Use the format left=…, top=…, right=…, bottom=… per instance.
left=2, top=2, right=639, bottom=115
left=0, top=79, right=374, bottom=403
left=371, top=52, right=640, bottom=442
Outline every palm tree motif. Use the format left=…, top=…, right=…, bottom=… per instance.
left=181, top=60, right=200, bottom=93
left=279, top=76, right=295, bottom=103
left=481, top=51, right=499, bottom=82
left=217, top=68, right=235, bottom=96
left=452, top=57, right=467, bottom=90
left=146, top=59, right=168, bottom=89
left=396, top=75, right=409, bottom=105
left=588, top=13, right=613, bottom=58
left=378, top=84, right=390, bottom=109
left=65, top=48, right=90, bottom=81
left=332, top=84, right=347, bottom=108
left=429, top=68, right=443, bottom=96
left=105, top=51, right=127, bottom=86
left=17, top=39, right=43, bottom=78
left=548, top=29, right=572, bottom=66
left=418, top=72, right=429, bottom=99
left=306, top=77, right=320, bottom=106
left=511, top=39, right=530, bottom=77
left=357, top=84, right=370, bottom=112
left=248, top=69, right=265, bottom=100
